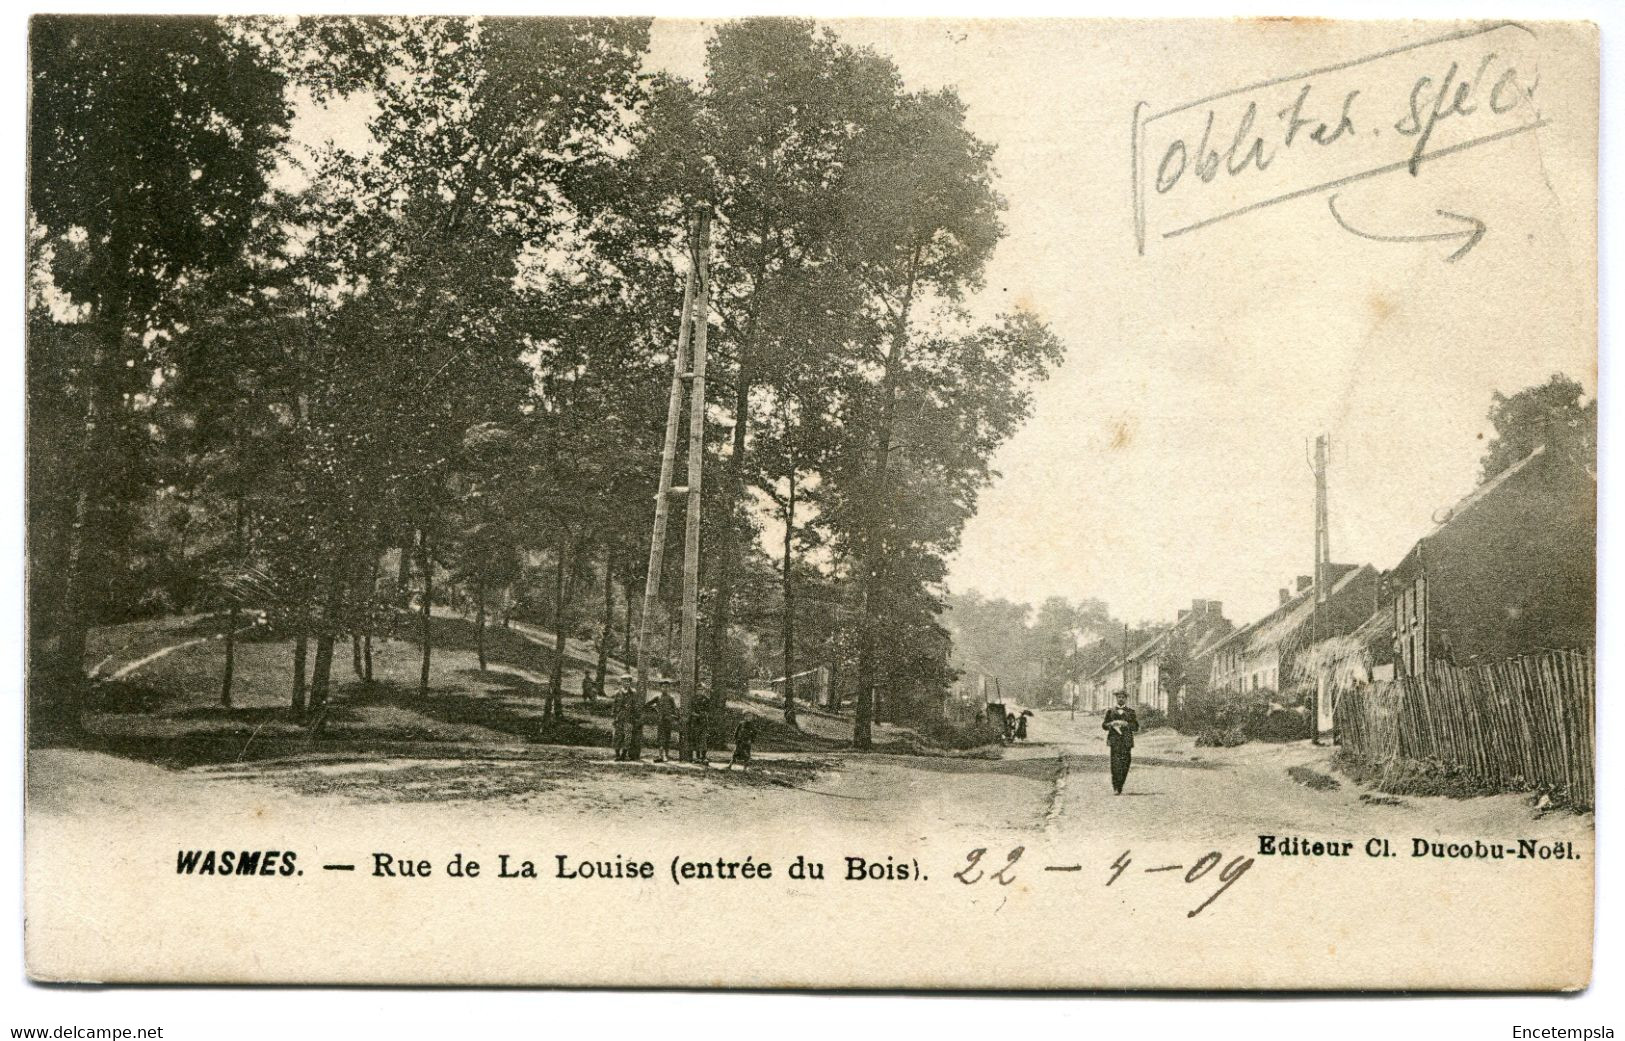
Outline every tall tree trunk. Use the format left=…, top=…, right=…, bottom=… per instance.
left=706, top=377, right=749, bottom=728
left=595, top=551, right=613, bottom=697
left=308, top=565, right=348, bottom=731
left=309, top=633, right=335, bottom=722
left=474, top=571, right=488, bottom=671
left=705, top=218, right=774, bottom=742
left=27, top=452, right=80, bottom=741
left=291, top=629, right=309, bottom=718
left=782, top=469, right=798, bottom=726
left=220, top=496, right=246, bottom=707
left=361, top=552, right=379, bottom=685
left=622, top=579, right=633, bottom=661
left=417, top=528, right=433, bottom=696
left=49, top=311, right=131, bottom=737
left=855, top=245, right=921, bottom=750
left=220, top=607, right=239, bottom=709
left=546, top=535, right=570, bottom=724
left=396, top=534, right=413, bottom=610
left=351, top=632, right=363, bottom=680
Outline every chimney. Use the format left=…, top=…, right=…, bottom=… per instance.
left=1191, top=598, right=1204, bottom=614
left=1296, top=575, right=1313, bottom=593
left=1278, top=588, right=1290, bottom=606
left=1208, top=600, right=1223, bottom=617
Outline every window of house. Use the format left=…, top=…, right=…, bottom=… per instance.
left=1394, top=575, right=1428, bottom=677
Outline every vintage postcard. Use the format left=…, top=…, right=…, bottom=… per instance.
left=23, top=16, right=1597, bottom=988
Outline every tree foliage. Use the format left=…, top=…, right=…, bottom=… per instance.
left=1480, top=372, right=1596, bottom=482
left=27, top=15, right=1071, bottom=752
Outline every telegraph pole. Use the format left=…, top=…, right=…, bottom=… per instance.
left=677, top=208, right=711, bottom=760
left=634, top=208, right=710, bottom=762
left=1121, top=622, right=1130, bottom=700
left=1314, top=434, right=1330, bottom=602
left=1311, top=433, right=1331, bottom=743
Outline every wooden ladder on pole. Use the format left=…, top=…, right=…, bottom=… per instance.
left=632, top=208, right=710, bottom=762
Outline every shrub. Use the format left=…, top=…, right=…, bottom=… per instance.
left=1195, top=724, right=1247, bottom=747
left=1252, top=706, right=1310, bottom=742
left=1136, top=705, right=1168, bottom=731
left=1176, top=685, right=1309, bottom=744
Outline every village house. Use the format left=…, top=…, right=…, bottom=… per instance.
left=1127, top=600, right=1232, bottom=712
left=1078, top=656, right=1130, bottom=713
left=1075, top=599, right=1231, bottom=712
left=1207, top=563, right=1377, bottom=696
left=1384, top=444, right=1595, bottom=676
left=1298, top=443, right=1596, bottom=745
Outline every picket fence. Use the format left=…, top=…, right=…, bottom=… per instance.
left=1334, top=647, right=1595, bottom=809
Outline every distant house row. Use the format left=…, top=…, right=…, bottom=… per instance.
left=1074, top=599, right=1231, bottom=712
left=1070, top=444, right=1595, bottom=717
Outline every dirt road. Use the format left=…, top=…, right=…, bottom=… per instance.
left=30, top=710, right=1587, bottom=846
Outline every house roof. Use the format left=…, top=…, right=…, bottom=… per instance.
left=1189, top=623, right=1235, bottom=660
left=1080, top=604, right=1233, bottom=682
left=1209, top=563, right=1366, bottom=660
left=1126, top=630, right=1168, bottom=661
left=1084, top=657, right=1122, bottom=682
left=1391, top=444, right=1593, bottom=577
left=1299, top=607, right=1393, bottom=670
left=1426, top=445, right=1545, bottom=538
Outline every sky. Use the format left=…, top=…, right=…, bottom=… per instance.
left=294, top=18, right=1597, bottom=630
left=649, top=19, right=1597, bottom=626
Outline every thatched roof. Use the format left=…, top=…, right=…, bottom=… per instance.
left=1295, top=609, right=1395, bottom=691
left=1212, top=563, right=1366, bottom=660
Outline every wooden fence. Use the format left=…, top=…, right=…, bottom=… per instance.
left=1334, top=647, right=1595, bottom=809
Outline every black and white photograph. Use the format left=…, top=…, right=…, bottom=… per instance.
left=17, top=11, right=1602, bottom=995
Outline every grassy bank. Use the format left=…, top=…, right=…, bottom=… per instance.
left=55, top=613, right=1001, bottom=767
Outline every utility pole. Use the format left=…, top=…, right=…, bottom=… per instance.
left=1311, top=433, right=1331, bottom=744
left=678, top=209, right=712, bottom=760
left=1314, top=434, right=1330, bottom=603
left=634, top=208, right=710, bottom=762
left=1121, top=622, right=1130, bottom=700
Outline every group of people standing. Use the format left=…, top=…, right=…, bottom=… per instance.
left=608, top=676, right=756, bottom=769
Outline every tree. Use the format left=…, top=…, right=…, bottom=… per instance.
left=160, top=195, right=321, bottom=707
left=633, top=19, right=894, bottom=719
left=829, top=307, right=1064, bottom=741
left=1480, top=373, right=1596, bottom=482
left=1032, top=597, right=1084, bottom=702
left=28, top=16, right=293, bottom=734
left=753, top=341, right=852, bottom=725
left=284, top=16, right=652, bottom=707
left=834, top=86, right=1011, bottom=747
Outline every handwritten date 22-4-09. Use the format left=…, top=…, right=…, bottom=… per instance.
left=955, top=846, right=1256, bottom=918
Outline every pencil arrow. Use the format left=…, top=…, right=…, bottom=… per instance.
left=1327, top=193, right=1486, bottom=262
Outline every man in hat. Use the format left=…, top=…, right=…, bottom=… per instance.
left=1102, top=690, right=1139, bottom=794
